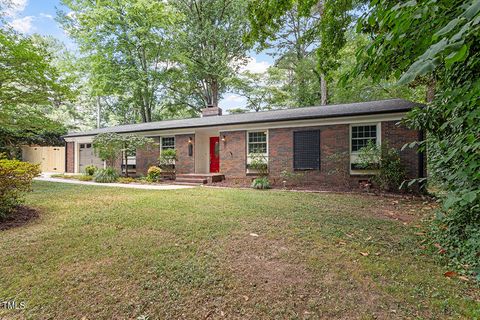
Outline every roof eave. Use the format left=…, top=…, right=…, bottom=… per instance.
left=63, top=107, right=415, bottom=138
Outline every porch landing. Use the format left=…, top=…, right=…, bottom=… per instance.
left=175, top=173, right=225, bottom=185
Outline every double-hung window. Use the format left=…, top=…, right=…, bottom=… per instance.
left=350, top=123, right=380, bottom=172
left=247, top=131, right=268, bottom=169
left=248, top=131, right=267, bottom=155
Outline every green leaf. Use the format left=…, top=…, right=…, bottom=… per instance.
left=462, top=191, right=477, bottom=203
left=461, top=0, right=480, bottom=19
left=445, top=44, right=468, bottom=68
left=444, top=196, right=458, bottom=209
left=433, top=18, right=460, bottom=40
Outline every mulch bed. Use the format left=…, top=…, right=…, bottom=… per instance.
left=0, top=206, right=39, bottom=231
left=209, top=180, right=432, bottom=201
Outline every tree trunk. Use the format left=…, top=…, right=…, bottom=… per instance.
left=211, top=79, right=219, bottom=108
left=96, top=96, right=101, bottom=129
left=320, top=73, right=328, bottom=105
left=426, top=77, right=436, bottom=103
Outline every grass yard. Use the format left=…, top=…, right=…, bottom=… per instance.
left=1, top=182, right=479, bottom=319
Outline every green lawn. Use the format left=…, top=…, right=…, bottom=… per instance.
left=1, top=182, right=478, bottom=319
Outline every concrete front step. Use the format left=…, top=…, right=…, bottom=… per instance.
left=175, top=173, right=225, bottom=184
left=175, top=177, right=208, bottom=184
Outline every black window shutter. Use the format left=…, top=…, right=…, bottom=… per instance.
left=294, top=130, right=320, bottom=170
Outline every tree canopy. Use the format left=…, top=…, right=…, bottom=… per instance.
left=0, top=27, right=73, bottom=157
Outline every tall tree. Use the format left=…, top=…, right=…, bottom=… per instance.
left=60, top=0, right=177, bottom=123
left=0, top=26, right=72, bottom=157
left=330, top=32, right=425, bottom=104
left=247, top=0, right=363, bottom=106
left=170, top=0, right=251, bottom=109
left=353, top=0, right=479, bottom=277
left=267, top=5, right=324, bottom=106
left=231, top=69, right=291, bottom=112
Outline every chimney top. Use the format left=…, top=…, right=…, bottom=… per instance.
left=201, top=105, right=223, bottom=117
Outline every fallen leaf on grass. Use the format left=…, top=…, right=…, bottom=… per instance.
left=444, top=271, right=457, bottom=278
left=360, top=252, right=369, bottom=257
left=242, top=295, right=249, bottom=301
left=249, top=233, right=259, bottom=237
left=365, top=236, right=372, bottom=241
left=458, top=276, right=469, bottom=282
left=338, top=241, right=347, bottom=245
left=346, top=233, right=354, bottom=238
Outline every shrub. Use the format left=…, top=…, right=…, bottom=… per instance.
left=247, top=153, right=268, bottom=176
left=0, top=158, right=41, bottom=219
left=84, top=165, right=97, bottom=176
left=251, top=177, right=271, bottom=190
left=118, top=177, right=136, bottom=184
left=94, top=167, right=119, bottom=183
left=146, top=166, right=162, bottom=182
left=159, top=149, right=176, bottom=172
left=280, top=170, right=306, bottom=187
left=324, top=151, right=350, bottom=188
left=358, top=141, right=406, bottom=192
left=78, top=175, right=93, bottom=181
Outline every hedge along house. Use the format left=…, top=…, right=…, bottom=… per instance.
left=63, top=99, right=426, bottom=186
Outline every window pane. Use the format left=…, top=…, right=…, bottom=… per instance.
left=248, top=132, right=266, bottom=143
left=248, top=131, right=267, bottom=155
left=162, top=137, right=175, bottom=150
left=248, top=143, right=266, bottom=154
left=351, top=125, right=377, bottom=152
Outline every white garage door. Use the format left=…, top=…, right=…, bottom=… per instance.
left=79, top=143, right=104, bottom=173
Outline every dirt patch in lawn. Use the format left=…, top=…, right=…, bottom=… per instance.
left=224, top=234, right=311, bottom=294
left=369, top=199, right=436, bottom=223
left=0, top=206, right=39, bottom=231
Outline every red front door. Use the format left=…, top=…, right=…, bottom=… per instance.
left=209, top=136, right=220, bottom=173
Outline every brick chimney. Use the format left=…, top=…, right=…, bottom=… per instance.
left=201, top=105, right=223, bottom=117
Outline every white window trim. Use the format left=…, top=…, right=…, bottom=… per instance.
left=246, top=130, right=269, bottom=165
left=349, top=122, right=381, bottom=175
left=246, top=130, right=269, bottom=174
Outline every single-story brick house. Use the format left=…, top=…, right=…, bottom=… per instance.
left=63, top=99, right=425, bottom=186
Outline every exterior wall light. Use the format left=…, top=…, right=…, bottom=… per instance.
left=188, top=137, right=192, bottom=144
left=221, top=135, right=226, bottom=142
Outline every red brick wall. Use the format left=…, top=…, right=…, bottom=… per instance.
left=130, top=120, right=424, bottom=187
left=269, top=125, right=352, bottom=186
left=66, top=142, right=74, bottom=173
left=220, top=131, right=247, bottom=178
left=136, top=137, right=160, bottom=176
left=175, top=134, right=195, bottom=174
left=382, top=121, right=424, bottom=179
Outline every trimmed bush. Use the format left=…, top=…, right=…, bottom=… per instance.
left=84, top=165, right=97, bottom=176
left=251, top=177, right=271, bottom=190
left=0, top=158, right=41, bottom=219
left=158, top=149, right=176, bottom=173
left=118, top=177, right=136, bottom=184
left=94, top=167, right=119, bottom=183
left=78, top=175, right=93, bottom=181
left=146, top=166, right=162, bottom=182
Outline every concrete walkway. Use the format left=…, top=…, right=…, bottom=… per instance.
left=35, top=174, right=194, bottom=190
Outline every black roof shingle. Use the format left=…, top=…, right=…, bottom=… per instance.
left=64, top=98, right=422, bottom=138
